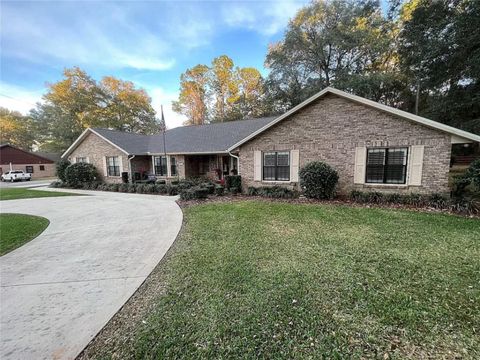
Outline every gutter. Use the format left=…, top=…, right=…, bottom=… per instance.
left=128, top=155, right=135, bottom=182
left=228, top=151, right=240, bottom=175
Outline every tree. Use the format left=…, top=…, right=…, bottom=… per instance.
left=210, top=55, right=240, bottom=122
left=30, top=67, right=159, bottom=152
left=172, top=64, right=210, bottom=125
left=173, top=56, right=268, bottom=124
left=98, top=76, right=157, bottom=133
left=398, top=0, right=480, bottom=133
left=0, top=107, right=35, bottom=150
left=265, top=0, right=400, bottom=109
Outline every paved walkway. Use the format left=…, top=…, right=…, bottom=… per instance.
left=0, top=189, right=183, bottom=360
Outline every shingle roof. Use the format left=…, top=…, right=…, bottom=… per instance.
left=90, top=117, right=276, bottom=155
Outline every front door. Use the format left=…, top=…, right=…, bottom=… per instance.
left=222, top=156, right=230, bottom=177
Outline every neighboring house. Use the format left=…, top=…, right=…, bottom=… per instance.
left=0, top=144, right=57, bottom=179
left=62, top=87, right=480, bottom=195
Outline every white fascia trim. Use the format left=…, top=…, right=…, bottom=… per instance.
left=62, top=128, right=130, bottom=158
left=227, top=87, right=480, bottom=151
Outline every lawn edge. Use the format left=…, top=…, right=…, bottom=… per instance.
left=0, top=213, right=50, bottom=256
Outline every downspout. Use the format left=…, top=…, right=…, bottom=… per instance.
left=228, top=151, right=240, bottom=175
left=128, top=155, right=135, bottom=183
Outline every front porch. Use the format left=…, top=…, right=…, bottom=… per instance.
left=129, top=153, right=238, bottom=182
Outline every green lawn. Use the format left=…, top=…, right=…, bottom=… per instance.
left=93, top=201, right=480, bottom=359
left=0, top=213, right=49, bottom=255
left=0, top=188, right=77, bottom=201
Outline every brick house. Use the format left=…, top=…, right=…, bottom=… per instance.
left=62, top=87, right=480, bottom=195
left=0, top=144, right=57, bottom=179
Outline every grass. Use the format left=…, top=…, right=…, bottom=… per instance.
left=0, top=188, right=77, bottom=201
left=89, top=201, right=480, bottom=359
left=0, top=213, right=49, bottom=255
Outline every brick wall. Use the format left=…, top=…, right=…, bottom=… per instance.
left=0, top=163, right=56, bottom=179
left=238, top=94, right=452, bottom=195
left=69, top=132, right=129, bottom=183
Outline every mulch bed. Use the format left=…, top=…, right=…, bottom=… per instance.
left=178, top=194, right=479, bottom=218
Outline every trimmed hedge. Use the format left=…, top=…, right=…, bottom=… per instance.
left=247, top=186, right=299, bottom=199
left=179, top=186, right=209, bottom=200
left=64, top=163, right=99, bottom=187
left=50, top=180, right=179, bottom=196
left=299, top=162, right=338, bottom=199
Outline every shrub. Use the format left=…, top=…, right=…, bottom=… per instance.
left=214, top=185, right=224, bottom=196
left=50, top=180, right=64, bottom=188
left=450, top=197, right=480, bottom=215
left=385, top=193, right=402, bottom=204
left=225, top=175, right=242, bottom=192
left=403, top=193, right=426, bottom=207
left=299, top=162, right=339, bottom=199
left=154, top=184, right=168, bottom=194
left=166, top=184, right=179, bottom=196
left=367, top=191, right=384, bottom=204
left=466, top=158, right=480, bottom=190
left=156, top=179, right=166, bottom=185
left=56, top=159, right=71, bottom=182
left=136, top=184, right=147, bottom=194
left=64, top=163, right=99, bottom=187
left=118, top=183, right=129, bottom=193
left=179, top=186, right=209, bottom=200
left=127, top=184, right=137, bottom=193
left=428, top=193, right=448, bottom=209
left=144, top=184, right=155, bottom=194
left=250, top=186, right=299, bottom=199
left=201, top=183, right=215, bottom=194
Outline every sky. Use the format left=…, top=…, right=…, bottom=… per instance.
left=1, top=0, right=388, bottom=129
left=1, top=0, right=314, bottom=128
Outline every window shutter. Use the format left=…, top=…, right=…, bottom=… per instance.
left=103, top=157, right=108, bottom=176
left=408, top=145, right=424, bottom=186
left=119, top=156, right=124, bottom=173
left=290, top=150, right=300, bottom=182
left=354, top=147, right=367, bottom=184
left=254, top=150, right=261, bottom=181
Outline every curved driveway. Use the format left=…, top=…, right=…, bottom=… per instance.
left=0, top=189, right=183, bottom=360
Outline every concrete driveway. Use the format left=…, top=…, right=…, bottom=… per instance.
left=0, top=189, right=183, bottom=360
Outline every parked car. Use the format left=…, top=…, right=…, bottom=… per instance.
left=1, top=170, right=32, bottom=182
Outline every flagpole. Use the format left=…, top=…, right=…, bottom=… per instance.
left=161, top=105, right=167, bottom=176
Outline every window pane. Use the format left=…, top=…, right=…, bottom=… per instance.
left=277, top=166, right=290, bottom=181
left=263, top=166, right=275, bottom=180
left=387, top=148, right=407, bottom=165
left=367, top=149, right=385, bottom=165
left=264, top=153, right=276, bottom=166
left=386, top=148, right=407, bottom=183
left=277, top=152, right=289, bottom=166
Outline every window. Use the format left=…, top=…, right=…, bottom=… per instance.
left=106, top=156, right=120, bottom=176
left=39, top=165, right=45, bottom=171
left=154, top=156, right=167, bottom=176
left=170, top=156, right=177, bottom=176
left=366, top=148, right=408, bottom=184
left=76, top=157, right=87, bottom=163
left=26, top=166, right=34, bottom=173
left=263, top=151, right=290, bottom=181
